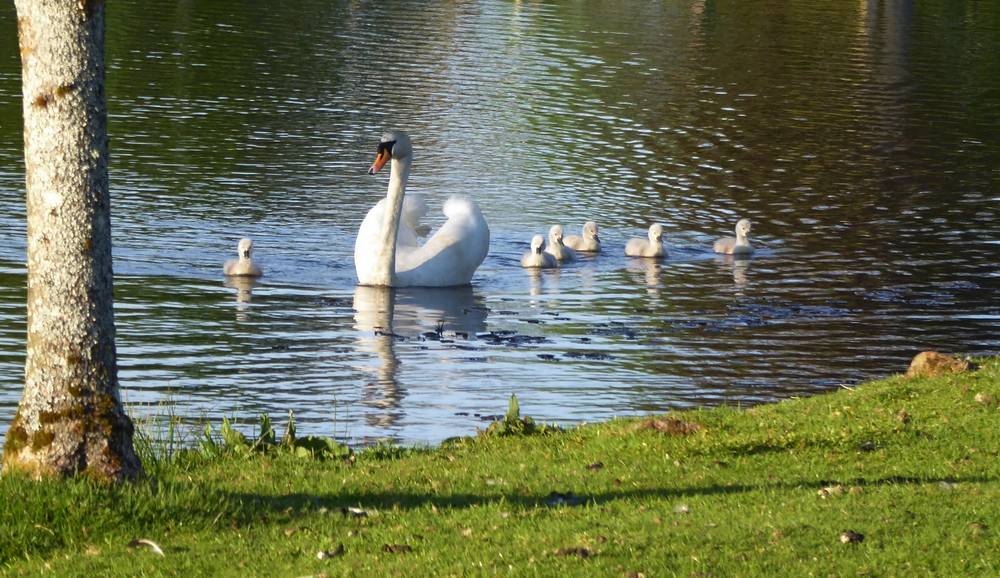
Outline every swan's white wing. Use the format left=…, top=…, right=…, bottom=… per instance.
left=394, top=195, right=490, bottom=287
left=355, top=195, right=426, bottom=264
left=401, top=193, right=428, bottom=233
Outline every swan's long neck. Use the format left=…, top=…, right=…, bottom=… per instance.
left=371, top=156, right=411, bottom=286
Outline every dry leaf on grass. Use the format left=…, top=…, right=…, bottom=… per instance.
left=638, top=417, right=705, bottom=435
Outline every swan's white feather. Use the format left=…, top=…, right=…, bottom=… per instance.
left=393, top=195, right=490, bottom=286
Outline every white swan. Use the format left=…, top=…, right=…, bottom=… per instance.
left=713, top=218, right=754, bottom=255
left=625, top=224, right=666, bottom=258
left=354, top=130, right=490, bottom=287
left=223, top=238, right=263, bottom=277
left=521, top=235, right=558, bottom=269
left=544, top=225, right=576, bottom=262
left=564, top=221, right=601, bottom=253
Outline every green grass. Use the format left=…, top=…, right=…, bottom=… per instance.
left=1, top=358, right=999, bottom=577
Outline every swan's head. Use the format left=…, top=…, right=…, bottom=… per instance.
left=531, top=234, right=545, bottom=254
left=549, top=225, right=564, bottom=244
left=736, top=218, right=752, bottom=237
left=648, top=223, right=664, bottom=242
left=583, top=221, right=599, bottom=241
left=369, top=130, right=413, bottom=175
left=237, top=237, right=253, bottom=260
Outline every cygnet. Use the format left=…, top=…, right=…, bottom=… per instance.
left=544, top=225, right=576, bottom=262
left=713, top=218, right=754, bottom=255
left=223, top=238, right=263, bottom=277
left=625, top=224, right=666, bottom=258
left=564, top=221, right=601, bottom=253
left=521, top=235, right=558, bottom=268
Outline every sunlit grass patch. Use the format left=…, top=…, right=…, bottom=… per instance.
left=1, top=358, right=998, bottom=576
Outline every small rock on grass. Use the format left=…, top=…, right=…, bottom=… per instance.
left=906, top=351, right=970, bottom=378
left=341, top=507, right=372, bottom=518
left=638, top=417, right=704, bottom=436
left=545, top=492, right=587, bottom=507
left=316, top=544, right=345, bottom=560
left=382, top=544, right=413, bottom=554
left=839, top=530, right=864, bottom=544
left=974, top=392, right=997, bottom=406
left=818, top=485, right=844, bottom=499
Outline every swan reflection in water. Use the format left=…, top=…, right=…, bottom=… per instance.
left=353, top=285, right=487, bottom=429
left=224, top=276, right=261, bottom=320
left=715, top=254, right=751, bottom=289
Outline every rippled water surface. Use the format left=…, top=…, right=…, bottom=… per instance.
left=1, top=1, right=998, bottom=445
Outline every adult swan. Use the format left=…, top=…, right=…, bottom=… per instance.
left=354, top=130, right=490, bottom=287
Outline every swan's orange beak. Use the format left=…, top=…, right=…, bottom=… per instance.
left=369, top=150, right=390, bottom=175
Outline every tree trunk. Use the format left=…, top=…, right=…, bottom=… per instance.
left=2, top=0, right=142, bottom=482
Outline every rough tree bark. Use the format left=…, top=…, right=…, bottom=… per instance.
left=2, top=0, right=142, bottom=481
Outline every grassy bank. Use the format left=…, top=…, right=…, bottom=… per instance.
left=1, top=358, right=998, bottom=576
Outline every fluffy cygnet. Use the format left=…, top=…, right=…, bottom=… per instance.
left=625, top=224, right=666, bottom=258
left=521, top=234, right=558, bottom=268
left=713, top=218, right=754, bottom=255
left=544, top=225, right=576, bottom=262
left=223, top=238, right=263, bottom=277
left=563, top=221, right=601, bottom=253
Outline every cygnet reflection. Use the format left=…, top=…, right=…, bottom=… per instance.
left=526, top=266, right=562, bottom=298
left=625, top=257, right=663, bottom=296
left=352, top=285, right=488, bottom=427
left=715, top=254, right=751, bottom=288
left=224, top=276, right=261, bottom=320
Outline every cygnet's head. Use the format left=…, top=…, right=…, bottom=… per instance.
left=736, top=218, right=752, bottom=237
left=369, top=130, right=413, bottom=175
left=648, top=223, right=664, bottom=242
left=530, top=234, right=545, bottom=254
left=549, top=224, right=564, bottom=243
left=237, top=238, right=253, bottom=260
left=583, top=221, right=599, bottom=240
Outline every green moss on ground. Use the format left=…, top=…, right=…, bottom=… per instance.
left=1, top=358, right=998, bottom=576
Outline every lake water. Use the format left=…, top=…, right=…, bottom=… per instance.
left=1, top=1, right=998, bottom=446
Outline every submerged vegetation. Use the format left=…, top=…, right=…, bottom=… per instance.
left=1, top=358, right=998, bottom=576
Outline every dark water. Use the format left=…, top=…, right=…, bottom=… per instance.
left=0, top=1, right=997, bottom=445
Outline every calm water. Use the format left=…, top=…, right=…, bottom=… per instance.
left=0, top=1, right=998, bottom=445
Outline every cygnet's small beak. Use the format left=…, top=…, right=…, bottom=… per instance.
left=242, top=250, right=251, bottom=259
left=369, top=150, right=390, bottom=175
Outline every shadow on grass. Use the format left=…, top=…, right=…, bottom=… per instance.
left=2, top=473, right=994, bottom=565
left=221, top=474, right=997, bottom=517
